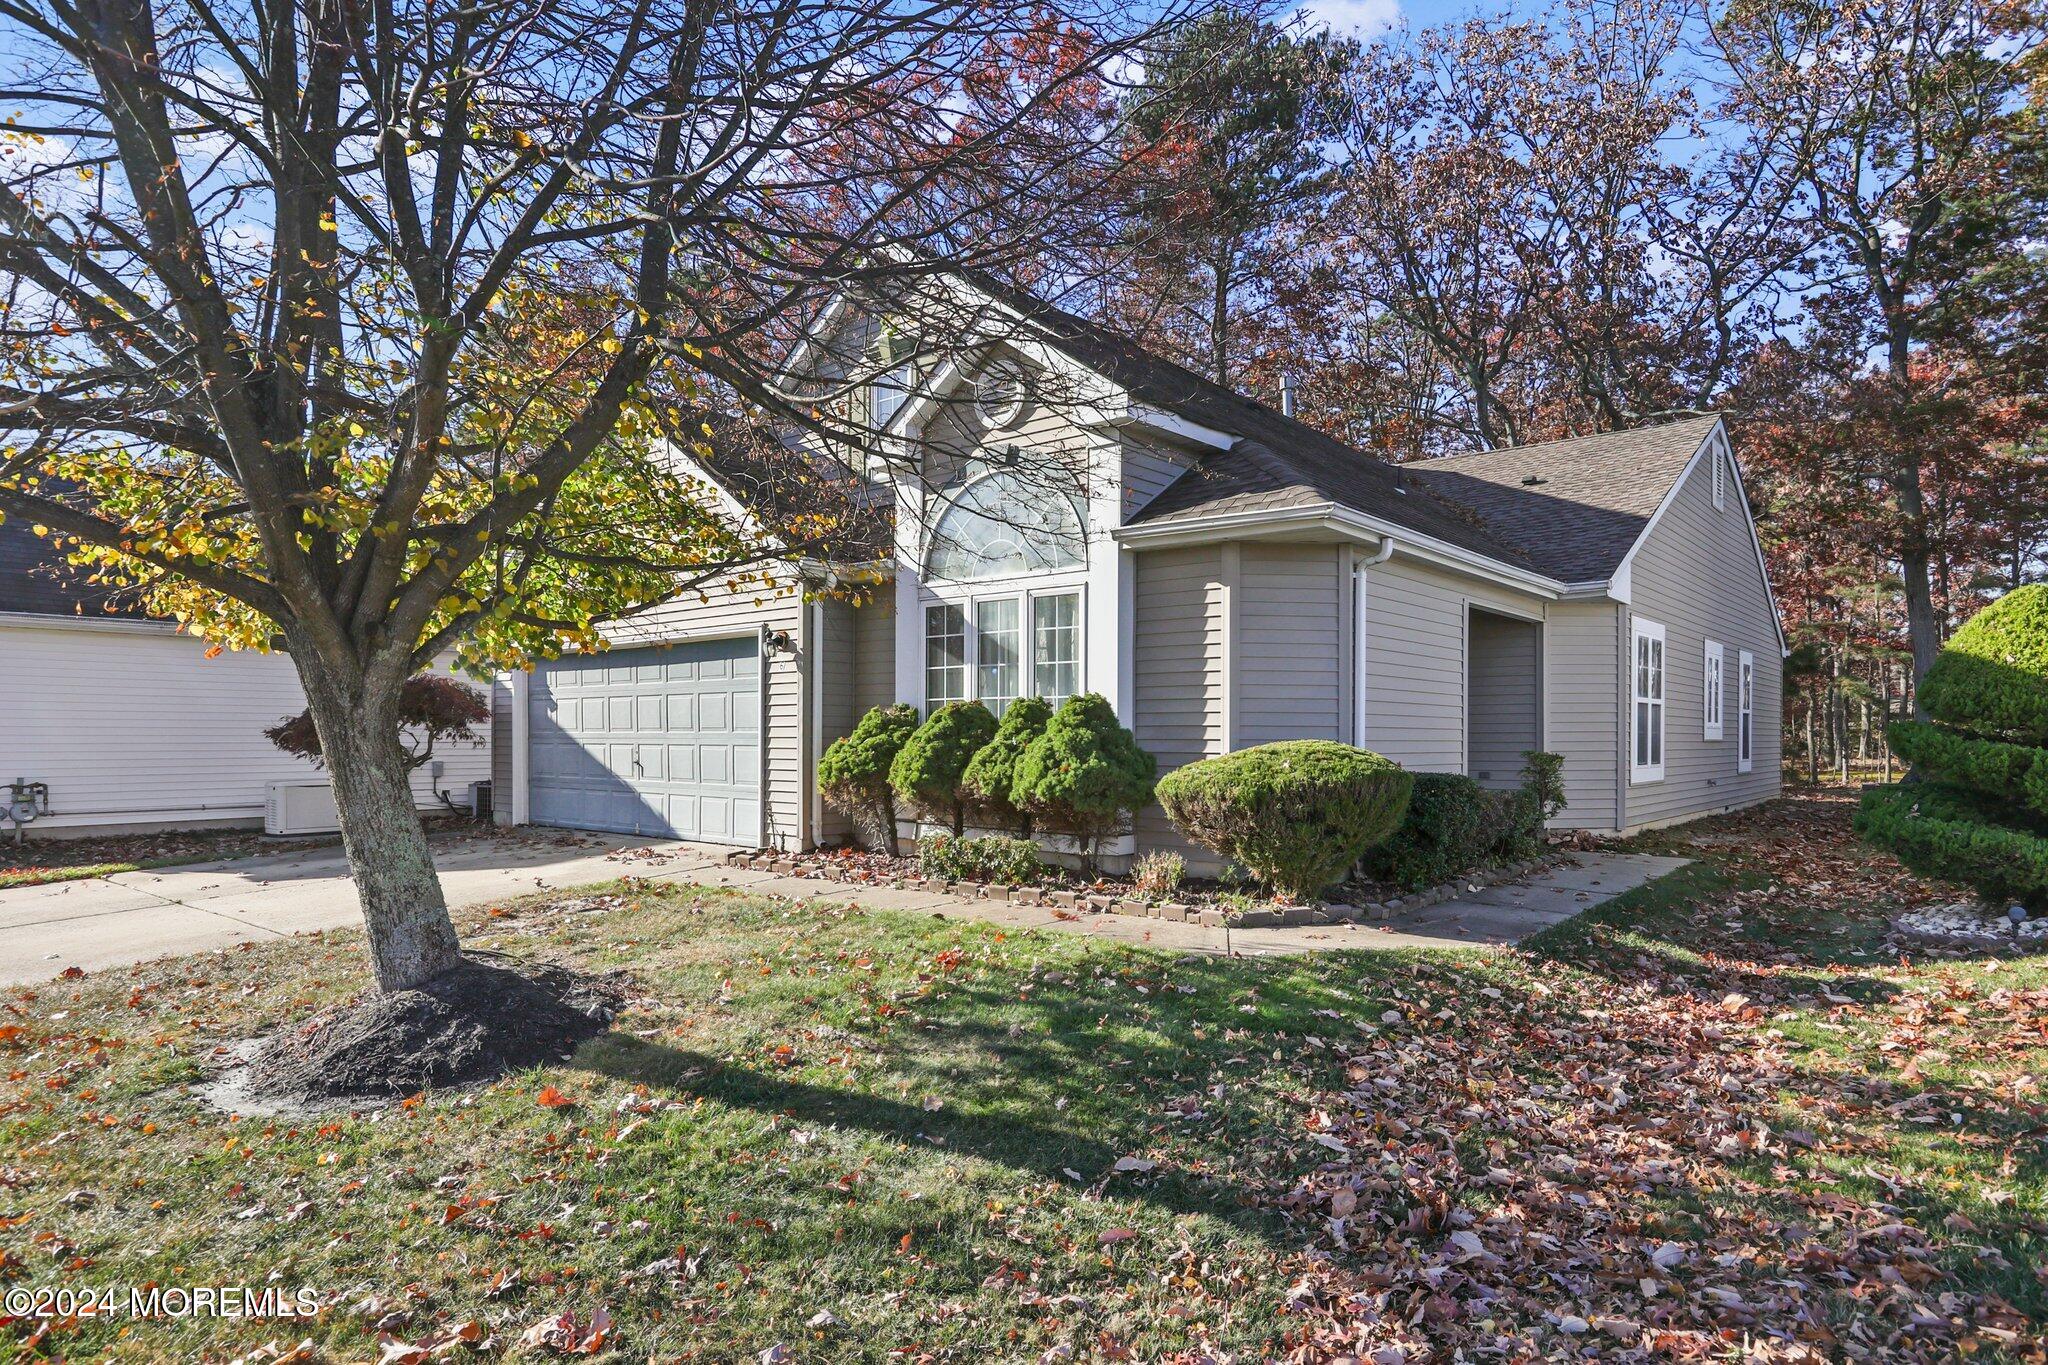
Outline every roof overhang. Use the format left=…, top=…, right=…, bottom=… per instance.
left=1113, top=501, right=1575, bottom=600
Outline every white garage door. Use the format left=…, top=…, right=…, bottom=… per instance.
left=529, top=638, right=761, bottom=843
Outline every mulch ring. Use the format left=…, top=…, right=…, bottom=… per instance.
left=222, top=952, right=627, bottom=1110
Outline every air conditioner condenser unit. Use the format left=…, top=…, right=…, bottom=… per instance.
left=264, top=782, right=341, bottom=836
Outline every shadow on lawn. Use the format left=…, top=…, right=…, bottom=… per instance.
left=572, top=1032, right=1285, bottom=1233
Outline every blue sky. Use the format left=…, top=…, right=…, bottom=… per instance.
left=1298, top=0, right=1531, bottom=37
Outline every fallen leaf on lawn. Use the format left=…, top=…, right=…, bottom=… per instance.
left=1098, top=1227, right=1137, bottom=1245
left=535, top=1085, right=576, bottom=1109
left=516, top=1307, right=611, bottom=1355
left=1111, top=1156, right=1156, bottom=1173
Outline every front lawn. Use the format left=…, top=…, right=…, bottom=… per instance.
left=1, top=790, right=2040, bottom=1361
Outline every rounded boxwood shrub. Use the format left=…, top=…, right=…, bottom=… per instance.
left=1862, top=587, right=2048, bottom=911
left=1154, top=740, right=1411, bottom=900
left=890, top=700, right=998, bottom=836
left=1918, top=583, right=2048, bottom=743
left=1360, top=772, right=1510, bottom=893
left=817, top=703, right=920, bottom=853
left=1010, top=693, right=1156, bottom=873
left=961, top=696, right=1053, bottom=832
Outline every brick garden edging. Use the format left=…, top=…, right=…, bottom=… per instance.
left=721, top=849, right=1569, bottom=930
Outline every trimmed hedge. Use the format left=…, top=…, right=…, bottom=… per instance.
left=961, top=696, right=1053, bottom=832
left=1856, top=783, right=2048, bottom=912
left=1361, top=773, right=1514, bottom=893
left=889, top=700, right=998, bottom=836
left=1010, top=693, right=1156, bottom=872
left=817, top=703, right=920, bottom=853
left=1154, top=741, right=1411, bottom=899
left=1918, top=583, right=2048, bottom=743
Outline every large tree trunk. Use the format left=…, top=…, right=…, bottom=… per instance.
left=294, top=654, right=464, bottom=992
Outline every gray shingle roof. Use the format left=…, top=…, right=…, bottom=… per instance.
left=0, top=507, right=143, bottom=619
left=965, top=279, right=1536, bottom=569
left=1405, top=416, right=1721, bottom=582
left=968, top=274, right=1713, bottom=582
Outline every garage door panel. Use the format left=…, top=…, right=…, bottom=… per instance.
left=528, top=637, right=761, bottom=843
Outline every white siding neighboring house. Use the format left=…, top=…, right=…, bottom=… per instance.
left=489, top=272, right=1785, bottom=857
left=0, top=525, right=491, bottom=836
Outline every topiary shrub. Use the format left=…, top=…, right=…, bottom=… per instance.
left=1009, top=693, right=1157, bottom=874
left=818, top=703, right=920, bottom=854
left=1859, top=587, right=2048, bottom=912
left=961, top=696, right=1053, bottom=832
left=1154, top=741, right=1412, bottom=900
left=1917, top=584, right=2048, bottom=743
left=916, top=832, right=1044, bottom=885
left=1361, top=772, right=1509, bottom=892
left=889, top=700, right=998, bottom=836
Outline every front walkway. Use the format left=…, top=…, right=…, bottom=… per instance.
left=0, top=828, right=1686, bottom=984
left=637, top=849, right=1691, bottom=958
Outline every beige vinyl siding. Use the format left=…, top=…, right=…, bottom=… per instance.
left=491, top=675, right=514, bottom=796
left=1130, top=544, right=1227, bottom=863
left=1543, top=600, right=1622, bottom=829
left=1467, top=611, right=1541, bottom=791
left=1623, top=442, right=1782, bottom=827
left=607, top=569, right=805, bottom=849
left=1237, top=543, right=1345, bottom=745
left=1121, top=436, right=1191, bottom=519
left=851, top=595, right=897, bottom=715
left=1360, top=557, right=1469, bottom=772
left=1358, top=556, right=1549, bottom=779
left=812, top=593, right=898, bottom=846
left=814, top=598, right=860, bottom=844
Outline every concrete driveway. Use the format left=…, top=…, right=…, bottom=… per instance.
left=0, top=830, right=725, bottom=985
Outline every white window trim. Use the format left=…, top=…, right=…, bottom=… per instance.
left=1738, top=649, right=1755, bottom=774
left=1631, top=617, right=1666, bottom=784
left=922, top=584, right=1085, bottom=713
left=1703, top=639, right=1724, bottom=741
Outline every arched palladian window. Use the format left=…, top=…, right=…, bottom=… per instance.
left=926, top=467, right=1086, bottom=582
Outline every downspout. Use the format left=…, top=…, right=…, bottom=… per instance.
left=1352, top=538, right=1394, bottom=746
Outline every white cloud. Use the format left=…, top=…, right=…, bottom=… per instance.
left=1298, top=0, right=1401, bottom=37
